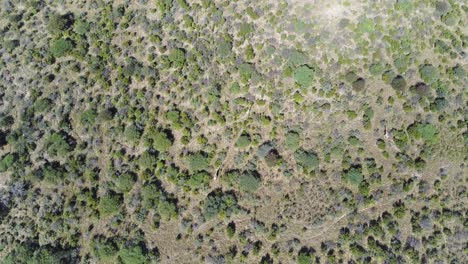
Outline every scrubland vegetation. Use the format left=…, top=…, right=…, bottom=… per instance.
left=0, top=0, right=466, bottom=263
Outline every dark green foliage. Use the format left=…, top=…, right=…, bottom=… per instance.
left=98, top=193, right=122, bottom=216
left=42, top=163, right=66, bottom=184
left=185, top=171, right=211, bottom=192
left=264, top=149, right=281, bottom=167
left=151, top=130, right=173, bottom=152
left=391, top=75, right=406, bottom=91
left=80, top=108, right=98, bottom=125
left=157, top=198, right=178, bottom=220
left=168, top=48, right=186, bottom=67
left=118, top=244, right=148, bottom=264
left=203, top=189, right=238, bottom=219
left=344, top=166, right=363, bottom=185
left=50, top=38, right=73, bottom=57
left=73, top=19, right=90, bottom=35
left=408, top=123, right=439, bottom=144
left=115, top=172, right=136, bottom=193
left=33, top=98, right=53, bottom=113
left=294, top=149, right=319, bottom=173
left=48, top=13, right=74, bottom=35
left=352, top=78, right=366, bottom=91
left=92, top=238, right=118, bottom=260
left=3, top=39, right=20, bottom=52
left=4, top=243, right=78, bottom=264
left=0, top=153, right=16, bottom=172
left=222, top=170, right=261, bottom=193
left=235, top=133, right=251, bottom=148
left=419, top=64, right=439, bottom=84
left=238, top=170, right=261, bottom=193
left=45, top=132, right=72, bottom=156
left=138, top=151, right=158, bottom=170
left=125, top=124, right=142, bottom=142
left=185, top=152, right=210, bottom=173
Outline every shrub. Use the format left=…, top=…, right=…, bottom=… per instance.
left=98, top=193, right=122, bottom=216
left=186, top=171, right=210, bottom=191
left=357, top=17, right=375, bottom=33
left=419, top=64, right=439, bottom=84
left=294, top=65, right=315, bottom=87
left=115, top=172, right=136, bottom=193
left=235, top=133, right=251, bottom=148
left=0, top=153, right=16, bottom=172
left=50, top=38, right=73, bottom=57
left=408, top=123, right=439, bottom=144
left=294, top=149, right=319, bottom=173
left=125, top=124, right=142, bottom=142
left=33, top=98, right=53, bottom=113
left=80, top=108, right=98, bottom=125
left=157, top=199, right=178, bottom=220
left=3, top=39, right=20, bottom=52
left=152, top=130, right=173, bottom=152
left=48, top=13, right=73, bottom=35
left=344, top=167, right=363, bottom=185
left=264, top=149, right=281, bottom=167
left=185, top=152, right=210, bottom=173
left=73, top=19, right=90, bottom=35
left=92, top=239, right=118, bottom=260
left=168, top=48, right=186, bottom=67
left=285, top=131, right=300, bottom=150
left=352, top=78, right=366, bottom=91
left=45, top=132, right=72, bottom=156
left=118, top=245, right=147, bottom=264
left=203, top=189, right=238, bottom=219
left=138, top=151, right=157, bottom=170
left=391, top=75, right=406, bottom=91
left=238, top=170, right=261, bottom=193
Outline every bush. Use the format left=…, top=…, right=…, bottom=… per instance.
left=294, top=65, right=315, bottom=87
left=48, top=13, right=73, bottom=35
left=118, top=245, right=147, bottom=264
left=285, top=131, right=300, bottom=150
left=125, top=124, right=142, bottom=142
left=238, top=170, right=261, bottom=193
left=203, top=189, right=238, bottom=219
left=98, top=193, right=122, bottom=216
left=408, top=123, right=439, bottom=144
left=50, top=38, right=73, bottom=57
left=3, top=39, right=20, bottom=52
left=45, top=132, right=72, bottom=156
left=294, top=149, right=319, bottom=173
left=73, top=19, right=90, bottom=35
left=235, top=133, right=251, bottom=148
left=391, top=75, right=406, bottom=91
left=185, top=152, right=210, bottom=173
left=419, top=64, right=439, bottom=84
left=0, top=153, right=16, bottom=172
left=169, top=48, right=186, bottom=67
left=80, top=108, right=98, bottom=125
left=138, top=151, right=157, bottom=170
left=152, top=130, right=173, bottom=152
left=344, top=167, right=363, bottom=185
left=115, top=172, right=136, bottom=193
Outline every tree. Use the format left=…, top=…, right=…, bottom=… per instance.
left=285, top=131, right=301, bottom=150
left=152, top=130, right=173, bottom=152
left=235, top=133, right=251, bottom=148
left=185, top=152, right=210, bottom=173
left=50, top=38, right=73, bottom=57
left=344, top=166, right=363, bottom=185
left=98, top=193, right=122, bottom=216
left=0, top=153, right=16, bottom=172
left=45, top=132, right=72, bottom=156
left=294, top=149, right=320, bottom=173
left=294, top=65, right=315, bottom=87
left=238, top=170, right=261, bottom=193
left=115, top=172, right=136, bottom=193
left=48, top=13, right=73, bottom=35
